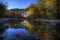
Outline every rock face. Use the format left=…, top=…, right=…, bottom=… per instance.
left=3, top=28, right=30, bottom=40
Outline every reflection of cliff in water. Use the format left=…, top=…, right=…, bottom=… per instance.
left=0, top=18, right=58, bottom=40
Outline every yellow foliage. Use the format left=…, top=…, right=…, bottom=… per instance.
left=37, top=3, right=43, bottom=11
left=28, top=25, right=34, bottom=34
left=28, top=4, right=35, bottom=15
left=45, top=0, right=56, bottom=9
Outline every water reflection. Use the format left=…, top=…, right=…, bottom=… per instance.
left=0, top=18, right=58, bottom=40
left=20, top=20, right=34, bottom=34
left=20, top=20, right=33, bottom=28
left=3, top=28, right=30, bottom=40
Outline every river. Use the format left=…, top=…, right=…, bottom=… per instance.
left=2, top=28, right=30, bottom=40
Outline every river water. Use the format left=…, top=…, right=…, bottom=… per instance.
left=2, top=28, right=30, bottom=40
left=0, top=18, right=60, bottom=40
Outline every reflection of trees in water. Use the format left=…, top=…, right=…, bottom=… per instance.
left=0, top=19, right=56, bottom=40
left=0, top=23, right=6, bottom=34
left=20, top=20, right=34, bottom=33
left=28, top=21, right=56, bottom=40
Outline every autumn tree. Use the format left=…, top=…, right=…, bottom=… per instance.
left=37, top=0, right=48, bottom=19
left=44, top=0, right=57, bottom=19
left=37, top=0, right=57, bottom=19
left=28, top=4, right=35, bottom=15
left=28, top=3, right=38, bottom=19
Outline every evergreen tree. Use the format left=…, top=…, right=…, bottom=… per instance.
left=0, top=1, right=7, bottom=17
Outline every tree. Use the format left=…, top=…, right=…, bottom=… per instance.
left=0, top=1, right=7, bottom=17
left=37, top=0, right=47, bottom=19
left=37, top=0, right=57, bottom=19
left=55, top=0, right=60, bottom=19
left=44, top=0, right=57, bottom=19
left=28, top=3, right=41, bottom=19
left=28, top=4, right=36, bottom=19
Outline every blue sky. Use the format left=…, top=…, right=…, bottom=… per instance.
left=3, top=0, right=37, bottom=9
